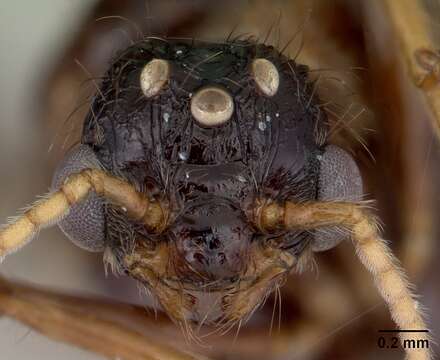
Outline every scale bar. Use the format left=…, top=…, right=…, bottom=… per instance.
left=378, top=330, right=429, bottom=333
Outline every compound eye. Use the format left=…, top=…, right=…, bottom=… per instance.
left=51, top=145, right=105, bottom=252
left=251, top=58, right=279, bottom=97
left=313, top=145, right=363, bottom=252
left=140, top=59, right=170, bottom=97
left=191, top=86, right=234, bottom=127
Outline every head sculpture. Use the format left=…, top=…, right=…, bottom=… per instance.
left=51, top=39, right=363, bottom=324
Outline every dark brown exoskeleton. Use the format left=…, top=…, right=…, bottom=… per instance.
left=0, top=39, right=430, bottom=358
left=52, top=39, right=362, bottom=324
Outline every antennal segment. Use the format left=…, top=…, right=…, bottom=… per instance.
left=257, top=201, right=432, bottom=360
left=0, top=169, right=166, bottom=261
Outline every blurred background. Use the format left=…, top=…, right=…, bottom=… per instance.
left=0, top=1, right=439, bottom=359
left=0, top=1, right=104, bottom=359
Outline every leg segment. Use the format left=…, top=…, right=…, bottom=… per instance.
left=259, top=201, right=431, bottom=360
